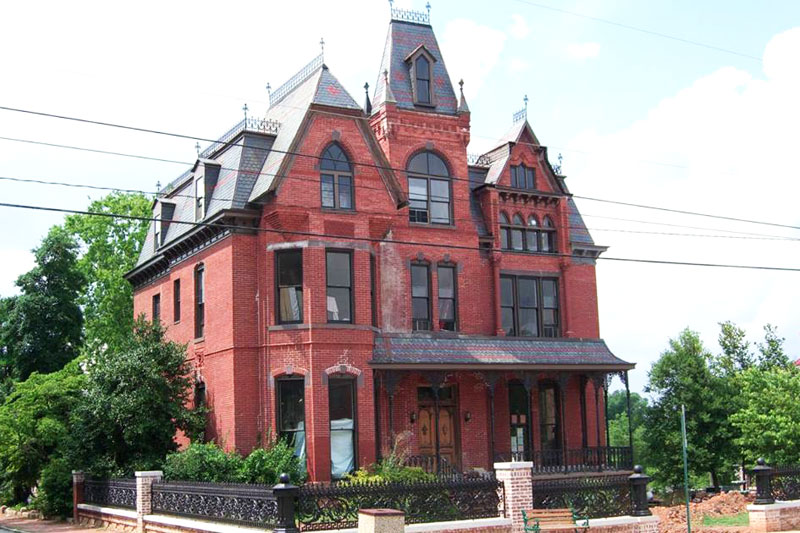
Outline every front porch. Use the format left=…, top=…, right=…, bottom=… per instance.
left=371, top=335, right=636, bottom=478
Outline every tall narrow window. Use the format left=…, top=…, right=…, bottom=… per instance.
left=173, top=279, right=181, bottom=323
left=437, top=265, right=457, bottom=331
left=277, top=250, right=303, bottom=324
left=326, top=251, right=352, bottom=323
left=194, top=265, right=205, bottom=338
left=277, top=379, right=306, bottom=472
left=499, top=275, right=560, bottom=337
left=329, top=378, right=357, bottom=478
left=541, top=216, right=557, bottom=253
left=510, top=164, right=535, bottom=190
left=195, top=177, right=204, bottom=221
left=509, top=382, right=531, bottom=461
left=499, top=213, right=511, bottom=249
left=154, top=223, right=160, bottom=252
left=511, top=214, right=524, bottom=251
left=539, top=383, right=561, bottom=464
left=526, top=216, right=539, bottom=251
left=407, top=151, right=450, bottom=225
left=320, top=144, right=353, bottom=210
left=152, top=294, right=161, bottom=322
left=415, top=55, right=431, bottom=104
left=411, top=263, right=430, bottom=331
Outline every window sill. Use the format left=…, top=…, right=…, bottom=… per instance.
left=408, top=222, right=458, bottom=230
left=321, top=207, right=358, bottom=215
left=193, top=337, right=205, bottom=344
left=501, top=249, right=558, bottom=255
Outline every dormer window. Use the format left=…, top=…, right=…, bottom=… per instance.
left=510, top=164, right=535, bottom=190
left=407, top=46, right=436, bottom=106
left=195, top=176, right=204, bottom=221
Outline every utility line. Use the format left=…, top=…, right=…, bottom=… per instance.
left=0, top=200, right=798, bottom=272
left=1, top=106, right=797, bottom=231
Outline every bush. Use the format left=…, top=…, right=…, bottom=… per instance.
left=163, top=443, right=243, bottom=482
left=344, top=455, right=436, bottom=485
left=34, top=458, right=72, bottom=517
left=239, top=440, right=304, bottom=485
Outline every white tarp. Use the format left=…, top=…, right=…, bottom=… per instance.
left=330, top=418, right=354, bottom=478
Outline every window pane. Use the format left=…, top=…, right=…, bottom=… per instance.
left=526, top=231, right=538, bottom=251
left=327, top=287, right=351, bottom=322
left=412, top=297, right=429, bottom=320
left=410, top=209, right=428, bottom=223
left=511, top=229, right=523, bottom=250
left=417, top=80, right=430, bottom=103
left=278, top=250, right=303, bottom=286
left=430, top=201, right=450, bottom=224
left=279, top=380, right=305, bottom=431
left=438, top=266, right=454, bottom=298
left=326, top=252, right=351, bottom=287
left=409, top=177, right=428, bottom=201
left=543, top=309, right=557, bottom=326
left=499, top=212, right=509, bottom=224
left=439, top=298, right=454, bottom=320
left=411, top=265, right=428, bottom=297
left=501, top=307, right=515, bottom=336
left=501, top=228, right=510, bottom=250
left=416, top=56, right=430, bottom=79
left=280, top=287, right=303, bottom=322
left=408, top=153, right=428, bottom=174
left=518, top=278, right=537, bottom=308
left=528, top=216, right=538, bottom=227
left=321, top=174, right=335, bottom=207
left=542, top=279, right=558, bottom=308
left=540, top=232, right=551, bottom=252
left=500, top=277, right=514, bottom=307
left=519, top=308, right=538, bottom=337
left=428, top=154, right=448, bottom=177
left=526, top=168, right=535, bottom=189
left=430, top=179, right=449, bottom=201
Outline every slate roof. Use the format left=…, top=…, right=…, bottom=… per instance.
left=372, top=336, right=632, bottom=369
left=373, top=19, right=458, bottom=115
left=468, top=167, right=489, bottom=237
left=567, top=197, right=595, bottom=246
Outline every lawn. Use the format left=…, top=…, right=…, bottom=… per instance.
left=701, top=512, right=749, bottom=527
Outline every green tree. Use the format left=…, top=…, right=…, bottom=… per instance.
left=1, top=227, right=86, bottom=380
left=757, top=324, right=790, bottom=370
left=731, top=366, right=800, bottom=464
left=607, top=390, right=648, bottom=429
left=64, top=192, right=150, bottom=350
left=72, top=317, right=204, bottom=475
left=0, top=360, right=86, bottom=508
left=713, top=321, right=754, bottom=376
left=644, top=328, right=736, bottom=489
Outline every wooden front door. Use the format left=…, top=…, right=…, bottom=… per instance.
left=417, top=386, right=459, bottom=468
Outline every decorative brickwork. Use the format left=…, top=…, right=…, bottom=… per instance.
left=494, top=462, right=534, bottom=533
left=749, top=501, right=800, bottom=532
left=135, top=471, right=163, bottom=532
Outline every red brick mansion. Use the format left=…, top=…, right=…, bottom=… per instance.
left=126, top=7, right=634, bottom=482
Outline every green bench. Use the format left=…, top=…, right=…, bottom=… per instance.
left=522, top=508, right=590, bottom=533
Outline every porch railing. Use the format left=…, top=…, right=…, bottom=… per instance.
left=404, top=455, right=459, bottom=478
left=494, top=446, right=633, bottom=474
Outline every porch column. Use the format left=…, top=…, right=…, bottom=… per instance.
left=374, top=370, right=381, bottom=461
left=558, top=373, right=570, bottom=472
left=624, top=370, right=634, bottom=462
left=384, top=371, right=400, bottom=450
left=604, top=375, right=610, bottom=447
left=522, top=373, right=535, bottom=462
left=483, top=371, right=501, bottom=466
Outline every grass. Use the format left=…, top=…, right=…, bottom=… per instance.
left=701, top=512, right=749, bottom=527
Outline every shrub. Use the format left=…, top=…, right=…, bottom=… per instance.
left=239, top=440, right=304, bottom=485
left=344, top=454, right=436, bottom=485
left=34, top=458, right=73, bottom=517
left=163, top=443, right=243, bottom=482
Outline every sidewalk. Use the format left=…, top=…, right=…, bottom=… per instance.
left=0, top=516, right=99, bottom=533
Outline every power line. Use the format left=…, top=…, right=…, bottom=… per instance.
left=0, top=200, right=798, bottom=272
left=509, top=0, right=762, bottom=62
left=2, top=105, right=797, bottom=232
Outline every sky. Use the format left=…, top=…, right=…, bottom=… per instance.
left=1, top=0, right=799, bottom=394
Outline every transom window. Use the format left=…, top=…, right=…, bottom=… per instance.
left=500, top=275, right=560, bottom=337
left=408, top=151, right=451, bottom=225
left=320, top=144, right=353, bottom=210
left=499, top=213, right=556, bottom=254
left=510, top=164, right=535, bottom=190
left=414, top=55, right=432, bottom=105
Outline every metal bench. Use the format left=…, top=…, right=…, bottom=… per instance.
left=522, top=508, right=590, bottom=533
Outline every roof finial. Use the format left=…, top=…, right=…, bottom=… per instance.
left=383, top=68, right=396, bottom=103
left=459, top=79, right=464, bottom=97
left=195, top=142, right=201, bottom=157
left=320, top=37, right=325, bottom=57
left=364, top=82, right=372, bottom=114
left=426, top=1, right=431, bottom=16
left=457, top=78, right=469, bottom=114
left=156, top=180, right=161, bottom=192
left=524, top=94, right=529, bottom=112
left=242, top=103, right=248, bottom=122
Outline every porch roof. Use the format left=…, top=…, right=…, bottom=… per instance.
left=370, top=335, right=634, bottom=371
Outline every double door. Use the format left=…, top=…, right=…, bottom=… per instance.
left=417, top=386, right=459, bottom=469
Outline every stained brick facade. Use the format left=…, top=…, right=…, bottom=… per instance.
left=127, top=10, right=633, bottom=482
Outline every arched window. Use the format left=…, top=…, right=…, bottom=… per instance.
left=541, top=216, right=556, bottom=253
left=320, top=143, right=353, bottom=210
left=499, top=212, right=511, bottom=249
left=415, top=55, right=431, bottom=104
left=526, top=216, right=539, bottom=251
left=511, top=214, right=525, bottom=251
left=407, top=151, right=451, bottom=225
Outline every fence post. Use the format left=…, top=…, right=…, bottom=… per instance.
left=629, top=465, right=651, bottom=517
left=273, top=473, right=300, bottom=533
left=135, top=471, right=163, bottom=533
left=753, top=458, right=775, bottom=505
left=495, top=461, right=534, bottom=533
left=72, top=471, right=85, bottom=523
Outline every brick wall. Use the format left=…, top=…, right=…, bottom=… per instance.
left=749, top=501, right=800, bottom=532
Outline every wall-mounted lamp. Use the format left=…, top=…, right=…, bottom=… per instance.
left=410, top=412, right=417, bottom=424
left=464, top=411, right=472, bottom=423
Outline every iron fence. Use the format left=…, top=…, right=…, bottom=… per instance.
left=403, top=454, right=459, bottom=478
left=151, top=480, right=279, bottom=528
left=531, top=474, right=631, bottom=519
left=494, top=446, right=633, bottom=474
left=771, top=465, right=800, bottom=501
left=83, top=478, right=137, bottom=510
left=296, top=474, right=504, bottom=531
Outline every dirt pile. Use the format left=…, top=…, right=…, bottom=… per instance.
left=652, top=491, right=753, bottom=533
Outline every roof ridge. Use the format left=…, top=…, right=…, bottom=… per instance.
left=270, top=53, right=324, bottom=107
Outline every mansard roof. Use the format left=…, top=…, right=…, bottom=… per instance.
left=372, top=18, right=458, bottom=115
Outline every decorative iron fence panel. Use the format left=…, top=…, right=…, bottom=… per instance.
left=83, top=478, right=137, bottom=509
left=494, top=446, right=633, bottom=475
left=297, top=475, right=503, bottom=531
left=772, top=466, right=800, bottom=501
left=403, top=455, right=459, bottom=478
left=531, top=474, right=631, bottom=519
left=151, top=480, right=278, bottom=528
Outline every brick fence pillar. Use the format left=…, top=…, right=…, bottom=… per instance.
left=135, top=471, right=162, bottom=533
left=358, top=509, right=404, bottom=533
left=72, top=471, right=85, bottom=523
left=494, top=461, right=534, bottom=533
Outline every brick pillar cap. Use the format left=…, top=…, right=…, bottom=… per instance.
left=135, top=470, right=164, bottom=478
left=72, top=470, right=84, bottom=475
left=359, top=509, right=405, bottom=517
left=494, top=461, right=534, bottom=470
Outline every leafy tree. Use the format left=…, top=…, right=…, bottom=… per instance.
left=731, top=366, right=800, bottom=464
left=644, top=328, right=736, bottom=489
left=757, top=324, right=790, bottom=370
left=0, top=360, right=86, bottom=507
left=1, top=227, right=86, bottom=380
left=607, top=390, right=648, bottom=429
left=607, top=390, right=649, bottom=467
left=71, top=317, right=204, bottom=475
left=713, top=321, right=754, bottom=376
left=64, top=192, right=150, bottom=350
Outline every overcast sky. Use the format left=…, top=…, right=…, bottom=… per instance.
left=1, top=1, right=799, bottom=394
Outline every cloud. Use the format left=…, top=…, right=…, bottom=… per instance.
left=509, top=57, right=530, bottom=73
left=565, top=42, right=601, bottom=60
left=0, top=249, right=34, bottom=298
left=566, top=27, right=800, bottom=393
left=509, top=14, right=530, bottom=40
left=440, top=19, right=507, bottom=97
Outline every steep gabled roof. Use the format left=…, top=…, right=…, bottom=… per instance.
left=373, top=18, right=458, bottom=115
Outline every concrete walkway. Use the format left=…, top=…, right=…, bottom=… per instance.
left=0, top=516, right=99, bottom=533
